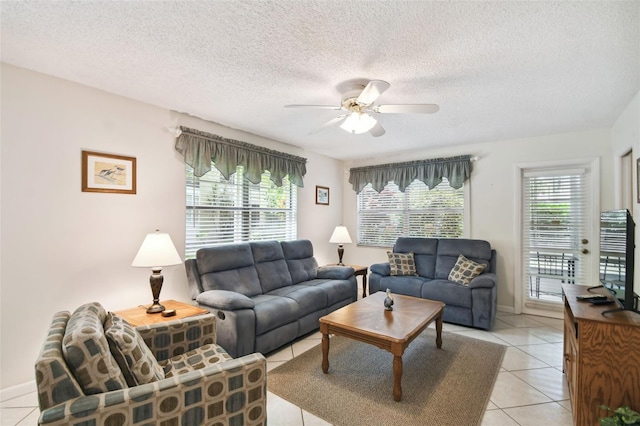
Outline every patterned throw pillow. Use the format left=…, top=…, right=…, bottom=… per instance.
left=104, top=313, right=165, bottom=386
left=448, top=254, right=487, bottom=286
left=62, top=302, right=127, bottom=394
left=387, top=252, right=418, bottom=276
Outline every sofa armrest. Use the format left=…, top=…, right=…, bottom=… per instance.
left=136, top=314, right=217, bottom=362
left=370, top=262, right=390, bottom=276
left=196, top=290, right=256, bottom=310
left=317, top=266, right=354, bottom=280
left=185, top=258, right=204, bottom=300
left=38, top=353, right=267, bottom=425
left=468, top=272, right=497, bottom=289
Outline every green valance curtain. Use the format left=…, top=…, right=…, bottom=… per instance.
left=175, top=126, right=307, bottom=187
left=349, top=155, right=473, bottom=193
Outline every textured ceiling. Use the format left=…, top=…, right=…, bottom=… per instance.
left=1, top=1, right=639, bottom=160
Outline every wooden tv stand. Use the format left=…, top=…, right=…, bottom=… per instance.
left=562, top=284, right=640, bottom=425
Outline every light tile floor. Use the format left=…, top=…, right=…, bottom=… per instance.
left=0, top=312, right=572, bottom=426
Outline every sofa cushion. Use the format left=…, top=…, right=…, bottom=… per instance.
left=394, top=237, right=438, bottom=278
left=162, top=343, right=232, bottom=377
left=62, top=302, right=127, bottom=394
left=388, top=252, right=418, bottom=276
left=375, top=275, right=428, bottom=298
left=448, top=254, right=487, bottom=286
left=267, top=284, right=328, bottom=317
left=197, top=244, right=263, bottom=297
left=421, top=279, right=473, bottom=308
left=252, top=295, right=299, bottom=335
left=282, top=240, right=319, bottom=284
left=435, top=239, right=492, bottom=279
left=104, top=313, right=165, bottom=386
left=251, top=241, right=293, bottom=292
left=303, top=278, right=355, bottom=306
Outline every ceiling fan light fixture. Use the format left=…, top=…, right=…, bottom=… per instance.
left=340, top=112, right=377, bottom=134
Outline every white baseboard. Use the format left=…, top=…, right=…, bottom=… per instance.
left=0, top=380, right=37, bottom=403
left=497, top=304, right=516, bottom=314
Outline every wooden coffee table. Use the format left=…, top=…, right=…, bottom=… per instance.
left=319, top=292, right=444, bottom=401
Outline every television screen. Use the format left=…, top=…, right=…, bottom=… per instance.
left=599, top=209, right=637, bottom=312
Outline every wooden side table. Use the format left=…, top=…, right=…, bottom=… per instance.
left=327, top=264, right=369, bottom=298
left=113, top=299, right=209, bottom=327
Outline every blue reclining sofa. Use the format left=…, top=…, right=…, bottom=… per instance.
left=185, top=239, right=357, bottom=357
left=369, top=237, right=497, bottom=330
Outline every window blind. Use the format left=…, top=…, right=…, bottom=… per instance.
left=185, top=165, right=297, bottom=258
left=357, top=178, right=464, bottom=247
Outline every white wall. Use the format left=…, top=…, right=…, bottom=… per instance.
left=0, top=64, right=344, bottom=392
left=342, top=128, right=615, bottom=314
left=612, top=90, right=640, bottom=296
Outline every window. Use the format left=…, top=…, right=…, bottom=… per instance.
left=357, top=177, right=464, bottom=247
left=185, top=164, right=297, bottom=258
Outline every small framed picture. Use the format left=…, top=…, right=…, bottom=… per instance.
left=316, top=185, right=329, bottom=205
left=82, top=150, right=137, bottom=194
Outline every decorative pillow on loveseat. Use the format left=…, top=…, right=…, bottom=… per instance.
left=448, top=254, right=486, bottom=286
left=387, top=252, right=418, bottom=276
left=104, top=313, right=165, bottom=386
left=62, top=302, right=127, bottom=394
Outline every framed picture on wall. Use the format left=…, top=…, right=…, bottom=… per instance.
left=82, top=150, right=137, bottom=194
left=316, top=185, right=329, bottom=205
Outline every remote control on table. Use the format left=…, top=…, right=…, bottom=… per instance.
left=576, top=295, right=608, bottom=301
left=589, top=299, right=615, bottom=305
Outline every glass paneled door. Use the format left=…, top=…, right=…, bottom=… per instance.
left=521, top=163, right=595, bottom=312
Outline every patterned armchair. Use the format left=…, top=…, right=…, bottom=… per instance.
left=35, top=302, right=267, bottom=425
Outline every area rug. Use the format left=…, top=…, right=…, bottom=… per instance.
left=268, top=330, right=506, bottom=426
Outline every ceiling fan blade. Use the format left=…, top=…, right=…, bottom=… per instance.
left=374, top=104, right=440, bottom=114
left=309, top=114, right=347, bottom=134
left=356, top=80, right=391, bottom=106
left=369, top=121, right=386, bottom=137
left=285, top=104, right=342, bottom=110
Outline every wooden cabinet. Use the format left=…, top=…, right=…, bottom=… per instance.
left=562, top=284, right=640, bottom=425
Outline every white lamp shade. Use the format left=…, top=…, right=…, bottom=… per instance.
left=340, top=112, right=377, bottom=134
left=329, top=226, right=352, bottom=244
left=131, top=230, right=182, bottom=268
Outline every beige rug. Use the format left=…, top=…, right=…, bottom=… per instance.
left=268, top=330, right=505, bottom=426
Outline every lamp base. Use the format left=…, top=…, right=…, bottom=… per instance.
left=146, top=302, right=166, bottom=314
left=147, top=268, right=166, bottom=314
left=337, top=244, right=345, bottom=266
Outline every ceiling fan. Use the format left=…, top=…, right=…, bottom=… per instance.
left=285, top=80, right=439, bottom=137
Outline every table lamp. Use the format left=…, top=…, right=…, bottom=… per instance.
left=132, top=230, right=182, bottom=313
left=329, top=225, right=352, bottom=266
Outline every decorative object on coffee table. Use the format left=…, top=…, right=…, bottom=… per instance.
left=384, top=288, right=394, bottom=310
left=131, top=230, right=182, bottom=314
left=329, top=225, right=352, bottom=265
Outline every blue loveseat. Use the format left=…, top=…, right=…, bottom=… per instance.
left=185, top=239, right=357, bottom=357
left=369, top=237, right=498, bottom=330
